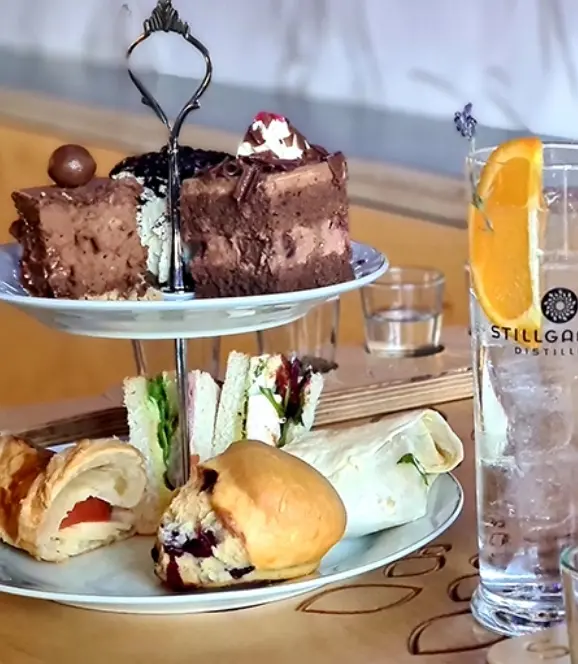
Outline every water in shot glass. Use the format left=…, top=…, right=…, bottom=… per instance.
left=469, top=143, right=578, bottom=636
left=256, top=298, right=340, bottom=373
left=361, top=267, right=444, bottom=357
left=562, top=547, right=578, bottom=662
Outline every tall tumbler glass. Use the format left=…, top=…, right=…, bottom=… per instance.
left=469, top=143, right=578, bottom=637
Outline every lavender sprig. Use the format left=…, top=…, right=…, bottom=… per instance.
left=454, top=103, right=492, bottom=231
left=454, top=103, right=477, bottom=146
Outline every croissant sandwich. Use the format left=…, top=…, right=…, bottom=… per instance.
left=153, top=440, right=346, bottom=590
left=0, top=436, right=147, bottom=562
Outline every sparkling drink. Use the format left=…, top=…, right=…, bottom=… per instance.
left=468, top=142, right=578, bottom=636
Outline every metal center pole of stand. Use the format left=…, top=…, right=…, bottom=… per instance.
left=167, top=139, right=191, bottom=489
left=126, top=0, right=214, bottom=489
left=131, top=341, right=148, bottom=376
left=174, top=338, right=190, bottom=487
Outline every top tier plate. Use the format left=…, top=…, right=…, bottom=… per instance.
left=0, top=242, right=387, bottom=339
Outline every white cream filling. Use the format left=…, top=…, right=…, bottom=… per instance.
left=113, top=172, right=171, bottom=284
left=245, top=356, right=284, bottom=446
left=237, top=118, right=309, bottom=161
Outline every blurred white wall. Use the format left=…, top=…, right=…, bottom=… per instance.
left=2, top=0, right=578, bottom=138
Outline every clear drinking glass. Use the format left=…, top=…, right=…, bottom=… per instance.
left=562, top=546, right=578, bottom=661
left=361, top=267, right=444, bottom=357
left=256, top=298, right=340, bottom=373
left=469, top=144, right=578, bottom=636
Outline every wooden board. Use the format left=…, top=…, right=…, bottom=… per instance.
left=0, top=328, right=471, bottom=446
left=316, top=327, right=471, bottom=426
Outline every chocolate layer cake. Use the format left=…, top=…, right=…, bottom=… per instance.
left=180, top=113, right=354, bottom=298
left=110, top=146, right=229, bottom=285
left=11, top=177, right=148, bottom=299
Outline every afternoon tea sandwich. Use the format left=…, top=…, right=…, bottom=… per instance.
left=0, top=436, right=147, bottom=562
left=123, top=369, right=220, bottom=534
left=153, top=440, right=346, bottom=590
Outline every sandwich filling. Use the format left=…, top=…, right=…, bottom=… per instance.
left=59, top=497, right=112, bottom=529
left=146, top=375, right=179, bottom=479
left=247, top=355, right=316, bottom=447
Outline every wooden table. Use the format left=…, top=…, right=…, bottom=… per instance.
left=0, top=398, right=500, bottom=664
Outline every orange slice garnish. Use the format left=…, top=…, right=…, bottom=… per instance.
left=469, top=137, right=543, bottom=345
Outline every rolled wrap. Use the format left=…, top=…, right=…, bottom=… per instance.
left=284, top=409, right=464, bottom=538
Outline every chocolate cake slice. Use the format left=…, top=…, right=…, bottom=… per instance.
left=11, top=177, right=148, bottom=299
left=110, top=146, right=230, bottom=285
left=180, top=113, right=354, bottom=298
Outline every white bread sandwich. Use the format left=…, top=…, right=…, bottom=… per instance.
left=211, top=352, right=324, bottom=456
left=153, top=440, right=346, bottom=589
left=123, top=370, right=220, bottom=534
left=0, top=435, right=146, bottom=562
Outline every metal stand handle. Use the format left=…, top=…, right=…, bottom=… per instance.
left=131, top=341, right=148, bottom=376
left=127, top=0, right=213, bottom=488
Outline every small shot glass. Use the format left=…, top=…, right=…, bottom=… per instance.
left=360, top=266, right=445, bottom=357
left=561, top=546, right=578, bottom=661
left=256, top=297, right=340, bottom=373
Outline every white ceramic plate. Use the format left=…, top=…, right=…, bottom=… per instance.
left=0, top=474, right=463, bottom=614
left=0, top=242, right=387, bottom=339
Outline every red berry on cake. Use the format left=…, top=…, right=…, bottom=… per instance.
left=254, top=111, right=286, bottom=125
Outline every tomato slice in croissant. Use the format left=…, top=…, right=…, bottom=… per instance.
left=0, top=436, right=147, bottom=562
left=59, top=497, right=113, bottom=529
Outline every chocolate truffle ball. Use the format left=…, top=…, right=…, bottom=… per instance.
left=48, top=144, right=97, bottom=188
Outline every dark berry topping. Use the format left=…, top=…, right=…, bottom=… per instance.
left=165, top=555, right=184, bottom=591
left=180, top=529, right=217, bottom=558
left=229, top=566, right=255, bottom=580
left=109, top=146, right=231, bottom=197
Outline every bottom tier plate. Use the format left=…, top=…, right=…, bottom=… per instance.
left=0, top=474, right=463, bottom=614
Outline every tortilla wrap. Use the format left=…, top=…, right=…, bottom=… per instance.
left=284, top=409, right=464, bottom=538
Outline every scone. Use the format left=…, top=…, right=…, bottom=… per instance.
left=0, top=436, right=147, bottom=562
left=153, top=440, right=347, bottom=589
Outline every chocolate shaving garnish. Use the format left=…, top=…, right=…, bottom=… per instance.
left=222, top=160, right=244, bottom=178
left=234, top=162, right=260, bottom=203
left=326, top=153, right=347, bottom=185
left=201, top=146, right=346, bottom=210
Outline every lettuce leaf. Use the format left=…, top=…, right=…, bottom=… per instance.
left=147, top=375, right=179, bottom=468
left=397, top=453, right=429, bottom=486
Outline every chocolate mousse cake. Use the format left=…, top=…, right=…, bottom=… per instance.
left=11, top=146, right=150, bottom=300
left=180, top=112, right=354, bottom=298
left=110, top=146, right=229, bottom=285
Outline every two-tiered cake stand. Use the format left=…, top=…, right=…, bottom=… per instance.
left=0, top=1, right=462, bottom=613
